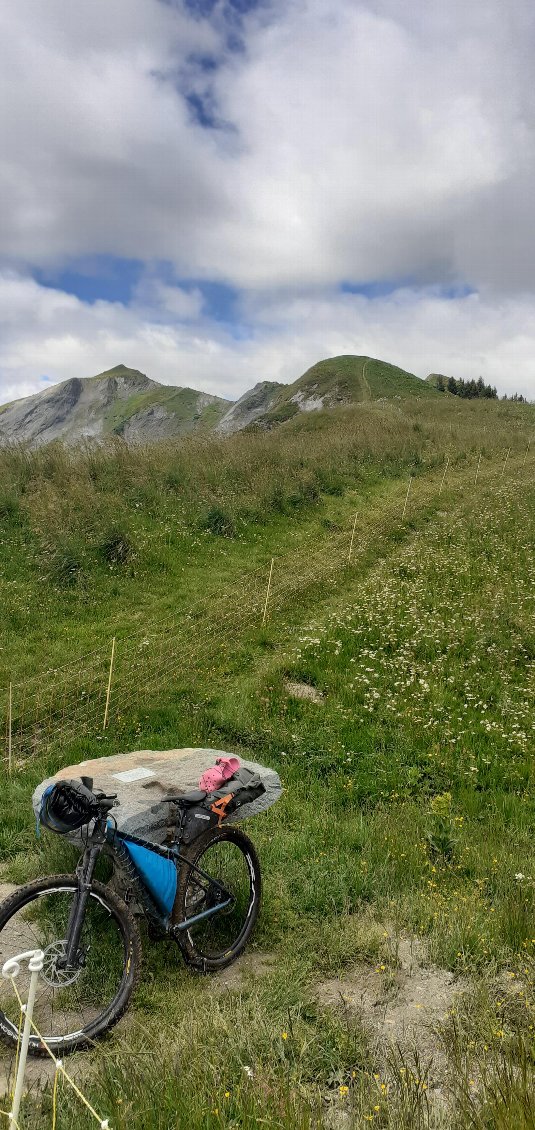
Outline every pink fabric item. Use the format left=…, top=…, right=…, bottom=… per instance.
left=199, top=756, right=240, bottom=792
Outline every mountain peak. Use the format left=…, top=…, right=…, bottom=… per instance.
left=0, top=354, right=437, bottom=447
left=88, top=364, right=149, bottom=382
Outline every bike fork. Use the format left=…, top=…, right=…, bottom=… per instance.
left=61, top=842, right=101, bottom=970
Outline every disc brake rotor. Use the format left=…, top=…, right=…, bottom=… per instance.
left=40, top=940, right=84, bottom=988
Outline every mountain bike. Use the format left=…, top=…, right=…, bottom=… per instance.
left=0, top=779, right=261, bottom=1056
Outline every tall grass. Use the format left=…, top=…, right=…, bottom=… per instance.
left=0, top=396, right=531, bottom=550
left=1, top=395, right=535, bottom=1127
left=0, top=395, right=531, bottom=684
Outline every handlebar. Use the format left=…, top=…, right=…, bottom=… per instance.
left=76, top=778, right=118, bottom=814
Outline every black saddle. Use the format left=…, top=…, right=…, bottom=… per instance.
left=163, top=789, right=207, bottom=807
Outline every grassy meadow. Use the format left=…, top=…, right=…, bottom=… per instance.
left=0, top=391, right=534, bottom=1128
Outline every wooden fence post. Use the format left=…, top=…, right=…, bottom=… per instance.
left=262, top=560, right=274, bottom=625
left=501, top=448, right=510, bottom=478
left=348, top=511, right=358, bottom=564
left=401, top=477, right=412, bottom=521
left=474, top=452, right=482, bottom=486
left=103, top=638, right=116, bottom=730
left=439, top=457, right=449, bottom=495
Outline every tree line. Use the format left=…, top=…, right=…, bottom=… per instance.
left=436, top=375, right=497, bottom=398
left=436, top=375, right=527, bottom=402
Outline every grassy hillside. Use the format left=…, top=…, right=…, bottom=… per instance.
left=0, top=394, right=528, bottom=688
left=260, top=356, right=438, bottom=425
left=364, top=356, right=439, bottom=398
left=290, top=355, right=373, bottom=401
left=1, top=394, right=534, bottom=1128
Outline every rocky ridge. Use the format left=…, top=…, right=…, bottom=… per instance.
left=0, top=356, right=436, bottom=447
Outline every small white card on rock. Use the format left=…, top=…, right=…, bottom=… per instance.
left=112, top=767, right=156, bottom=783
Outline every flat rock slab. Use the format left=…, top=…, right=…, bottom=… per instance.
left=284, top=680, right=324, bottom=703
left=32, top=748, right=282, bottom=846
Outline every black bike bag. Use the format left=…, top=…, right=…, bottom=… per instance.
left=179, top=769, right=266, bottom=844
left=207, top=768, right=265, bottom=819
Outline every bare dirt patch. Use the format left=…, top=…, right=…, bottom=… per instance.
left=0, top=1047, right=59, bottom=1101
left=316, top=935, right=469, bottom=1093
left=211, top=951, right=275, bottom=994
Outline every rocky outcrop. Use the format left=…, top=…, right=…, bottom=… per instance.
left=0, top=366, right=231, bottom=446
left=0, top=376, right=83, bottom=444
left=217, top=381, right=284, bottom=433
left=32, top=747, right=282, bottom=846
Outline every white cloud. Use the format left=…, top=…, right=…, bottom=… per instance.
left=133, top=277, right=205, bottom=320
left=0, top=0, right=224, bottom=266
left=0, top=1, right=534, bottom=403
left=1, top=272, right=534, bottom=405
left=0, top=0, right=534, bottom=292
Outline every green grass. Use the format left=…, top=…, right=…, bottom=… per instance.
left=103, top=384, right=229, bottom=437
left=266, top=355, right=440, bottom=420
left=1, top=394, right=535, bottom=1127
left=258, top=355, right=439, bottom=425
left=0, top=393, right=530, bottom=687
left=365, top=356, right=440, bottom=399
left=287, top=354, right=372, bottom=402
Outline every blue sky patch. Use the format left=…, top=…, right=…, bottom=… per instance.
left=194, top=280, right=240, bottom=322
left=340, top=279, right=476, bottom=300
left=33, top=257, right=251, bottom=336
left=35, top=257, right=145, bottom=305
left=182, top=0, right=262, bottom=16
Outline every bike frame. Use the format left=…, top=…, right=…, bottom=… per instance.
left=59, top=815, right=232, bottom=971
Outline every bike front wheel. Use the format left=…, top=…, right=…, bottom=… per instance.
left=0, top=874, right=141, bottom=1055
left=174, top=825, right=261, bottom=971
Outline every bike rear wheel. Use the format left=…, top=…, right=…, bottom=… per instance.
left=174, top=825, right=261, bottom=971
left=0, top=874, right=141, bottom=1055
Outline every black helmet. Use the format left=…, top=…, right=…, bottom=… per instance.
left=39, top=779, right=97, bottom=835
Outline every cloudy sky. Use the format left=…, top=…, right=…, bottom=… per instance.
left=1, top=0, right=535, bottom=405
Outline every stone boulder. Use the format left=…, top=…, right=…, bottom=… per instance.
left=33, top=747, right=282, bottom=846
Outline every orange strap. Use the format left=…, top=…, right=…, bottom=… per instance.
left=210, top=794, right=233, bottom=824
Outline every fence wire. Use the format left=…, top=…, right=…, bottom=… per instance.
left=1, top=451, right=530, bottom=769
